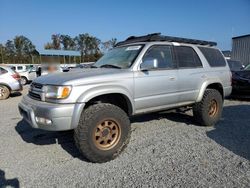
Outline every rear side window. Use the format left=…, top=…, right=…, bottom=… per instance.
left=199, top=47, right=226, bottom=67
left=175, top=46, right=202, bottom=68
left=0, top=67, right=8, bottom=75
left=17, top=66, right=23, bottom=70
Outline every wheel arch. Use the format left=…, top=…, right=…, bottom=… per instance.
left=77, top=87, right=134, bottom=116
left=0, top=83, right=11, bottom=91
left=196, top=81, right=224, bottom=102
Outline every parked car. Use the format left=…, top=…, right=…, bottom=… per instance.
left=244, top=64, right=250, bottom=70
left=10, top=65, right=37, bottom=85
left=227, top=60, right=244, bottom=71
left=0, top=65, right=22, bottom=100
left=231, top=69, right=250, bottom=97
left=19, top=33, right=232, bottom=163
left=39, top=64, right=63, bottom=76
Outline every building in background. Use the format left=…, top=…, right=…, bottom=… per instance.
left=35, top=49, right=81, bottom=64
left=231, top=34, right=250, bottom=66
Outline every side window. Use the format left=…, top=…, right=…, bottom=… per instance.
left=0, top=67, right=8, bottom=75
left=198, top=47, right=226, bottom=67
left=175, top=46, right=202, bottom=68
left=17, top=66, right=23, bottom=70
left=142, top=45, right=174, bottom=69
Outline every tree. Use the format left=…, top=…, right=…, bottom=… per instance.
left=60, top=35, right=75, bottom=50
left=0, top=44, right=6, bottom=64
left=5, top=40, right=15, bottom=63
left=51, top=34, right=61, bottom=49
left=102, top=38, right=117, bottom=52
left=75, top=33, right=102, bottom=62
left=44, top=42, right=54, bottom=49
left=13, top=36, right=35, bottom=63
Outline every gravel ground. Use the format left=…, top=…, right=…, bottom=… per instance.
left=0, top=86, right=249, bottom=187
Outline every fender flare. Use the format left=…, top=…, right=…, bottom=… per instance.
left=76, top=85, right=135, bottom=114
left=196, top=79, right=223, bottom=102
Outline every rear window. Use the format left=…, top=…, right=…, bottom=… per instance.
left=199, top=47, right=226, bottom=67
left=0, top=67, right=8, bottom=75
left=175, top=46, right=202, bottom=68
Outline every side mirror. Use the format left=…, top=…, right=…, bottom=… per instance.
left=140, top=58, right=158, bottom=71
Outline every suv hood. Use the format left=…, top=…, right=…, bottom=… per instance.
left=33, top=68, right=131, bottom=85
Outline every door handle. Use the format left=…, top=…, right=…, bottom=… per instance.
left=169, top=77, right=175, bottom=81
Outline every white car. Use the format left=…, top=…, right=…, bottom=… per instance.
left=0, top=65, right=22, bottom=100
left=9, top=65, right=37, bottom=85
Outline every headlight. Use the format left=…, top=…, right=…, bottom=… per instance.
left=44, top=85, right=72, bottom=99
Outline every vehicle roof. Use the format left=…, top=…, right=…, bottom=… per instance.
left=0, top=65, right=15, bottom=72
left=116, top=41, right=217, bottom=49
left=115, top=33, right=217, bottom=47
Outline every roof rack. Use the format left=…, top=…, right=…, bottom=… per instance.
left=115, top=33, right=217, bottom=47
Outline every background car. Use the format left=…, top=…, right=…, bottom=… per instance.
left=38, top=64, right=63, bottom=76
left=10, top=65, right=37, bottom=85
left=231, top=67, right=250, bottom=97
left=227, top=60, right=245, bottom=71
left=0, top=65, right=22, bottom=100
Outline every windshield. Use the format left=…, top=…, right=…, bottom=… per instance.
left=227, top=60, right=243, bottom=71
left=94, top=45, right=143, bottom=69
left=244, top=64, right=250, bottom=70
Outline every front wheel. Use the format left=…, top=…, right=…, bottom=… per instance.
left=74, top=103, right=131, bottom=163
left=0, top=85, right=10, bottom=100
left=193, top=89, right=223, bottom=126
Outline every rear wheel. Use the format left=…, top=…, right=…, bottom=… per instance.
left=20, top=77, right=28, bottom=85
left=0, top=85, right=10, bottom=100
left=193, top=89, right=223, bottom=126
left=74, top=103, right=131, bottom=163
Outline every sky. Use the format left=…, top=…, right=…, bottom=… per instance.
left=0, top=0, right=250, bottom=50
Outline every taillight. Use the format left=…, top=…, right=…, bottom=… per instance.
left=12, top=73, right=21, bottom=80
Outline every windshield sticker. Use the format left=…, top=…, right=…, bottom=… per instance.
left=125, top=46, right=141, bottom=51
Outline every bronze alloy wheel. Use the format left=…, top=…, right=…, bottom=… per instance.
left=208, top=99, right=218, bottom=117
left=93, top=119, right=121, bottom=150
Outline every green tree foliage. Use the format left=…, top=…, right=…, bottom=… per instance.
left=51, top=34, right=61, bottom=50
left=60, top=35, right=76, bottom=50
left=102, top=38, right=117, bottom=52
left=74, top=33, right=102, bottom=62
left=0, top=36, right=35, bottom=64
left=0, top=33, right=117, bottom=64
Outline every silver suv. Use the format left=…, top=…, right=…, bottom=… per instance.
left=19, top=33, right=232, bottom=163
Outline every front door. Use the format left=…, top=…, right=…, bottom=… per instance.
left=134, top=45, right=178, bottom=113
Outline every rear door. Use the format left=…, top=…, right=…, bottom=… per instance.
left=134, top=45, right=179, bottom=112
left=174, top=46, right=205, bottom=103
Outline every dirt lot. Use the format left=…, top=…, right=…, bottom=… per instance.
left=0, top=86, right=249, bottom=187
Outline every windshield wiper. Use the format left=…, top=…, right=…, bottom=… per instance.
left=100, top=64, right=121, bottom=69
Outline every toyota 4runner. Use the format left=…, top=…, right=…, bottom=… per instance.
left=19, top=33, right=232, bottom=163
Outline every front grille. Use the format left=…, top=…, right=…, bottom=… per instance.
left=28, top=91, right=41, bottom=101
left=32, top=83, right=43, bottom=89
left=29, top=82, right=43, bottom=101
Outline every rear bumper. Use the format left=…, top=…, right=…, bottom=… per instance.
left=11, top=80, right=23, bottom=91
left=223, top=86, right=232, bottom=97
left=18, top=95, right=85, bottom=131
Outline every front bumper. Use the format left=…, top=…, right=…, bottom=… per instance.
left=18, top=95, right=85, bottom=131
